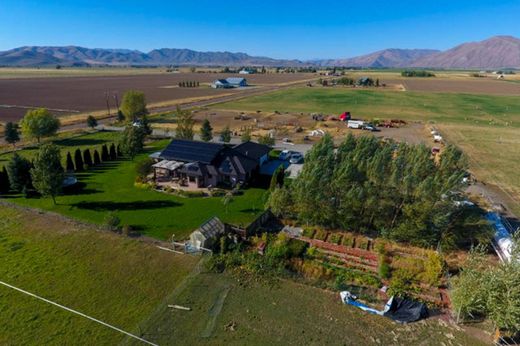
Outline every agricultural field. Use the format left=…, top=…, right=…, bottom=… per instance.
left=0, top=72, right=316, bottom=122
left=213, top=87, right=520, bottom=215
left=0, top=205, right=199, bottom=344
left=128, top=272, right=489, bottom=345
left=0, top=132, right=265, bottom=240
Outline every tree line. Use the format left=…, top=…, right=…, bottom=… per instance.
left=401, top=70, right=436, bottom=77
left=267, top=134, right=489, bottom=249
left=178, top=81, right=200, bottom=88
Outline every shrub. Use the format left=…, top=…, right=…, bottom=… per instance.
left=302, top=227, right=315, bottom=238
left=135, top=157, right=154, bottom=179
left=104, top=212, right=120, bottom=231
left=422, top=252, right=443, bottom=286
left=342, top=234, right=354, bottom=247
left=328, top=232, right=342, bottom=244
left=387, top=268, right=420, bottom=297
left=378, top=260, right=391, bottom=279
left=375, top=240, right=387, bottom=255
left=356, top=237, right=369, bottom=250
left=313, top=229, right=327, bottom=241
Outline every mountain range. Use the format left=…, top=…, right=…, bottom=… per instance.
left=0, top=36, right=519, bottom=69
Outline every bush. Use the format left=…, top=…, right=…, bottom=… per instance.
left=342, top=234, right=354, bottom=247
left=355, top=237, right=369, bottom=250
left=328, top=232, right=342, bottom=244
left=104, top=212, right=120, bottom=231
left=387, top=268, right=420, bottom=297
left=375, top=240, right=387, bottom=255
left=378, top=260, right=391, bottom=279
left=313, top=229, right=327, bottom=241
left=135, top=157, right=154, bottom=179
left=422, top=252, right=443, bottom=286
left=302, top=227, right=315, bottom=238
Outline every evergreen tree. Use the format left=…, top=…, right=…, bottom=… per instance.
left=83, top=149, right=93, bottom=167
left=93, top=150, right=101, bottom=165
left=65, top=152, right=75, bottom=171
left=220, top=126, right=232, bottom=143
left=200, top=119, right=213, bottom=142
left=109, top=143, right=117, bottom=160
left=116, top=144, right=123, bottom=157
left=101, top=144, right=109, bottom=161
left=74, top=149, right=84, bottom=171
left=0, top=166, right=10, bottom=194
left=6, top=153, right=32, bottom=193
left=4, top=122, right=20, bottom=148
left=86, top=115, right=98, bottom=129
left=31, top=143, right=64, bottom=205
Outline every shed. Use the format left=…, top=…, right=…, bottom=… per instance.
left=226, top=77, right=248, bottom=87
left=189, top=217, right=227, bottom=250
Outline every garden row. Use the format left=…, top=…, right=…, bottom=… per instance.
left=302, top=228, right=377, bottom=252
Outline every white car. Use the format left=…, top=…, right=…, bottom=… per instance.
left=289, top=153, right=303, bottom=164
left=279, top=150, right=293, bottom=160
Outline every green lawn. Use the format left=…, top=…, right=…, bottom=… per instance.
left=0, top=205, right=198, bottom=345
left=0, top=130, right=119, bottom=167
left=2, top=137, right=266, bottom=240
left=130, top=272, right=488, bottom=345
left=215, top=87, right=520, bottom=127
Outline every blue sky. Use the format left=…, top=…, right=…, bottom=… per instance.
left=1, top=0, right=519, bottom=60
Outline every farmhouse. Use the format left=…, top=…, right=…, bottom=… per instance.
left=153, top=139, right=270, bottom=188
left=211, top=77, right=248, bottom=88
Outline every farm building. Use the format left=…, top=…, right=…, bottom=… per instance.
left=211, top=77, right=248, bottom=88
left=153, top=139, right=271, bottom=188
left=189, top=217, right=227, bottom=249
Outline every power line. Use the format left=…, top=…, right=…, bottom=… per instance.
left=0, top=280, right=158, bottom=346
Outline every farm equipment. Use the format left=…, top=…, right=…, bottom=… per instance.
left=339, top=112, right=352, bottom=121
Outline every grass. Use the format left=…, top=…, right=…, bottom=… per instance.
left=0, top=205, right=198, bottom=344
left=130, top=271, right=488, bottom=345
left=215, top=87, right=520, bottom=215
left=1, top=137, right=265, bottom=240
left=215, top=87, right=520, bottom=127
left=0, top=130, right=118, bottom=167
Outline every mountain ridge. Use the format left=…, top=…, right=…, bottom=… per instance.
left=1, top=36, right=519, bottom=68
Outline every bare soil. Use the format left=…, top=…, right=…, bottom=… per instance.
left=384, top=78, right=520, bottom=95
left=0, top=73, right=316, bottom=122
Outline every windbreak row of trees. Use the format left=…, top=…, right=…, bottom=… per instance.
left=65, top=143, right=121, bottom=172
left=268, top=134, right=488, bottom=248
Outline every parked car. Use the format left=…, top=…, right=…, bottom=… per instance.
left=279, top=150, right=293, bottom=160
left=289, top=153, right=304, bottom=164
left=363, top=124, right=379, bottom=132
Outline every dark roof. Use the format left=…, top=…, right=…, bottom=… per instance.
left=160, top=139, right=224, bottom=164
left=232, top=141, right=271, bottom=161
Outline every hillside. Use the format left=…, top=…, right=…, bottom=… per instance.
left=315, top=49, right=439, bottom=68
left=0, top=46, right=304, bottom=67
left=411, top=36, right=520, bottom=69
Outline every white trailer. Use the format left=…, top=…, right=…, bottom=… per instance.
left=347, top=120, right=365, bottom=129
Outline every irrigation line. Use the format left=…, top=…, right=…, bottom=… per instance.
left=0, top=280, right=158, bottom=346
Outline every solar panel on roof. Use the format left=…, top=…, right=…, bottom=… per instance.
left=160, top=139, right=224, bottom=164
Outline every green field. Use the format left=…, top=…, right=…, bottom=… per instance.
left=0, top=130, right=117, bottom=166
left=0, top=205, right=198, bottom=344
left=215, top=87, right=520, bottom=215
left=129, top=272, right=488, bottom=345
left=215, top=87, right=520, bottom=127
left=1, top=133, right=265, bottom=240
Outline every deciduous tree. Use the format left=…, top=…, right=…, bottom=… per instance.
left=120, top=90, right=148, bottom=122
left=175, top=106, right=195, bottom=140
left=31, top=143, right=64, bottom=204
left=20, top=108, right=60, bottom=143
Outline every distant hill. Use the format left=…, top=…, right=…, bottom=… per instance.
left=1, top=36, right=519, bottom=69
left=314, top=49, right=439, bottom=68
left=0, top=46, right=305, bottom=67
left=411, top=36, right=520, bottom=69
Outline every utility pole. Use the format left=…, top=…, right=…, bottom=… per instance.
left=104, top=91, right=111, bottom=116
left=113, top=92, right=119, bottom=112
